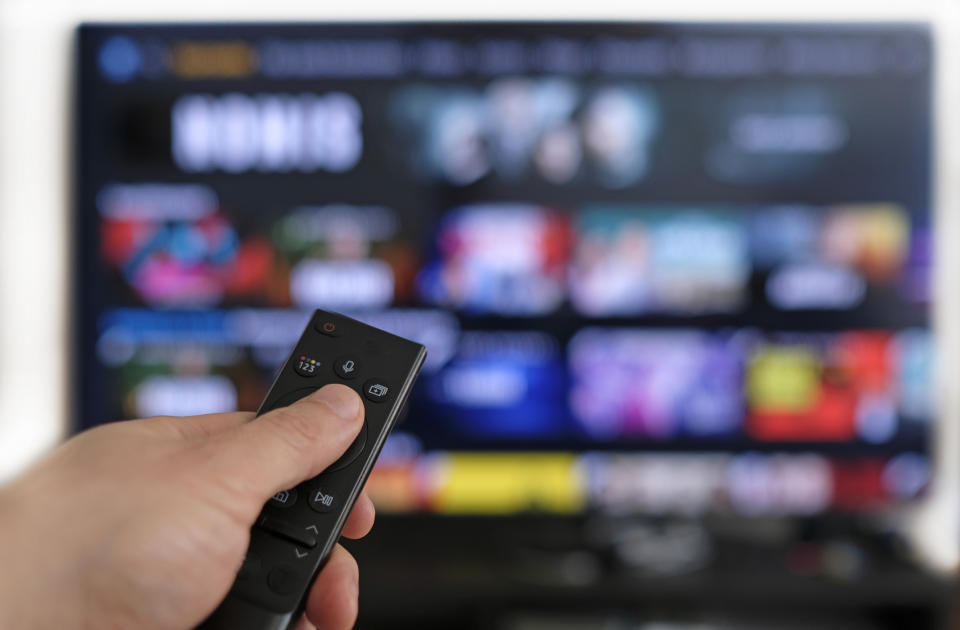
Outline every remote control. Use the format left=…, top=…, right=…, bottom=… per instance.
left=198, top=309, right=426, bottom=630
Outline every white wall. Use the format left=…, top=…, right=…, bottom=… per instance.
left=1, top=0, right=958, bottom=571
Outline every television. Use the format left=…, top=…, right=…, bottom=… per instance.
left=75, top=22, right=933, bottom=520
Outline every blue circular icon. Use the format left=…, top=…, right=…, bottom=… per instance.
left=98, top=36, right=141, bottom=82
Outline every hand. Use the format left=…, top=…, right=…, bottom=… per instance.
left=0, top=384, right=372, bottom=630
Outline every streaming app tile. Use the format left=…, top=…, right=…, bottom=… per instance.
left=423, top=330, right=568, bottom=438
left=744, top=332, right=909, bottom=443
left=423, top=453, right=585, bottom=515
left=584, top=454, right=729, bottom=515
left=570, top=207, right=749, bottom=316
left=727, top=453, right=833, bottom=515
left=893, top=329, right=933, bottom=422
left=752, top=203, right=913, bottom=310
left=568, top=329, right=744, bottom=439
left=418, top=205, right=571, bottom=316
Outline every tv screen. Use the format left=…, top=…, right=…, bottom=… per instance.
left=75, top=22, right=933, bottom=517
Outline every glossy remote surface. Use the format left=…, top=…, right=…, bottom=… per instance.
left=198, top=309, right=426, bottom=630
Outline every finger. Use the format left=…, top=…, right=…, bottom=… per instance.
left=170, top=411, right=255, bottom=440
left=341, top=491, right=376, bottom=540
left=213, top=384, right=364, bottom=498
left=304, top=544, right=359, bottom=630
left=292, top=616, right=316, bottom=630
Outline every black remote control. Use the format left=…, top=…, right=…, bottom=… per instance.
left=198, top=309, right=426, bottom=630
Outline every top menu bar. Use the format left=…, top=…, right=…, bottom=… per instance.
left=88, top=23, right=930, bottom=82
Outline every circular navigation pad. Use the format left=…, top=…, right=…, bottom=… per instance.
left=267, top=387, right=367, bottom=472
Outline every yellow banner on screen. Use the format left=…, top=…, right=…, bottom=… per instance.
left=429, top=453, right=585, bottom=515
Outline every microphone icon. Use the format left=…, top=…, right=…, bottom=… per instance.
left=335, top=357, right=360, bottom=379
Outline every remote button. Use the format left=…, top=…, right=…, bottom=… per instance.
left=315, top=319, right=341, bottom=337
left=237, top=553, right=261, bottom=581
left=293, top=355, right=320, bottom=378
left=328, top=421, right=367, bottom=472
left=308, top=487, right=337, bottom=513
left=363, top=378, right=391, bottom=403
left=256, top=515, right=318, bottom=548
left=267, top=566, right=302, bottom=596
left=334, top=356, right=361, bottom=380
left=268, top=488, right=298, bottom=508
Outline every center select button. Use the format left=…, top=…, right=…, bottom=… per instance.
left=333, top=356, right=361, bottom=380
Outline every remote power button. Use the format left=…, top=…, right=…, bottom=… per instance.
left=315, top=320, right=340, bottom=337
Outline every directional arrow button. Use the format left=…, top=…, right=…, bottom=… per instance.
left=294, top=548, right=308, bottom=559
left=305, top=525, right=319, bottom=535
left=257, top=515, right=317, bottom=548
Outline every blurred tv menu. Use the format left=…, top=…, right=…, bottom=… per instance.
left=77, top=23, right=932, bottom=516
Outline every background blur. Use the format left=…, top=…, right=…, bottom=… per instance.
left=4, top=1, right=960, bottom=628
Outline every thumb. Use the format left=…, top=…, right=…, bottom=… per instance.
left=214, top=384, right=364, bottom=499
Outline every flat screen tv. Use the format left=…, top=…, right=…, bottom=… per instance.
left=75, top=22, right=933, bottom=518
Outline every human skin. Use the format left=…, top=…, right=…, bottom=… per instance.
left=0, top=384, right=374, bottom=630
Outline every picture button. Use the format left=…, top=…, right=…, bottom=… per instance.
left=293, top=355, right=320, bottom=378
left=267, top=565, right=302, bottom=596
left=268, top=488, right=298, bottom=508
left=308, top=487, right=337, bottom=513
left=315, top=319, right=341, bottom=337
left=363, top=378, right=391, bottom=403
left=333, top=356, right=361, bottom=380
